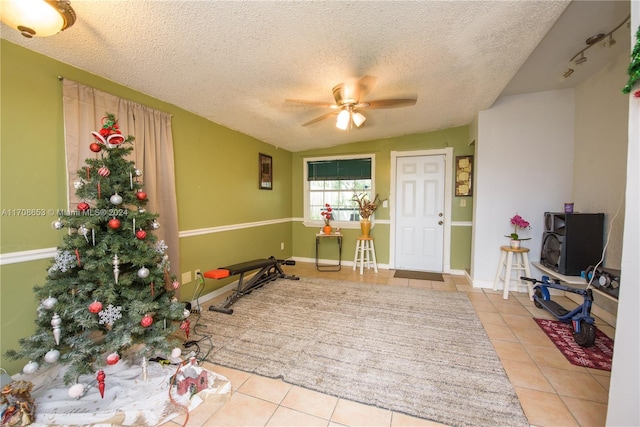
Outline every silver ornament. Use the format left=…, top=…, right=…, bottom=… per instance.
left=42, top=296, right=58, bottom=310
left=73, top=180, right=84, bottom=189
left=51, top=219, right=64, bottom=230
left=151, top=221, right=160, bottom=229
left=135, top=169, right=143, bottom=177
left=137, top=267, right=150, bottom=278
left=51, top=313, right=61, bottom=345
left=110, top=194, right=123, bottom=205
left=23, top=360, right=39, bottom=374
left=138, top=207, right=146, bottom=213
left=44, top=349, right=60, bottom=363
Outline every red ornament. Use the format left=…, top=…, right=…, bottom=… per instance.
left=107, top=218, right=121, bottom=229
left=136, top=191, right=147, bottom=201
left=97, top=370, right=106, bottom=398
left=135, top=229, right=147, bottom=240
left=180, top=319, right=191, bottom=339
left=98, top=167, right=110, bottom=177
left=106, top=352, right=120, bottom=365
left=107, top=134, right=124, bottom=146
left=88, top=301, right=102, bottom=314
left=634, top=90, right=640, bottom=98
left=141, top=314, right=153, bottom=328
left=77, top=202, right=90, bottom=211
left=89, top=142, right=102, bottom=153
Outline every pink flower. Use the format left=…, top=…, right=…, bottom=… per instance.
left=506, top=214, right=531, bottom=240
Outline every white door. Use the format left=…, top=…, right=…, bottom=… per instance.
left=394, top=155, right=445, bottom=271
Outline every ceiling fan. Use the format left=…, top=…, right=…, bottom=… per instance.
left=286, top=76, right=417, bottom=130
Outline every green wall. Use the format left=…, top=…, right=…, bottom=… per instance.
left=291, top=129, right=474, bottom=268
left=0, top=40, right=293, bottom=374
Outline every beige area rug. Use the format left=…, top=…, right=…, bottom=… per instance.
left=200, top=277, right=528, bottom=427
left=393, top=270, right=445, bottom=281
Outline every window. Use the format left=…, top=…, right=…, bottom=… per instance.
left=304, top=155, right=375, bottom=227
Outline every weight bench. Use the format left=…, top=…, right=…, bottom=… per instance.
left=206, top=256, right=298, bottom=314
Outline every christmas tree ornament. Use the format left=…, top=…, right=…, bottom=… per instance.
left=129, top=171, right=134, bottom=189
left=97, top=370, right=106, bottom=398
left=23, top=361, right=39, bottom=374
left=42, top=296, right=58, bottom=310
left=88, top=300, right=103, bottom=314
left=106, top=352, right=120, bottom=365
left=140, top=314, right=153, bottom=328
left=113, top=254, right=119, bottom=284
left=106, top=133, right=125, bottom=148
left=77, top=202, right=90, bottom=212
left=98, top=167, right=110, bottom=177
left=78, top=225, right=89, bottom=243
left=180, top=319, right=191, bottom=339
left=75, top=248, right=82, bottom=266
left=68, top=383, right=85, bottom=398
left=107, top=218, right=121, bottom=229
left=89, top=142, right=102, bottom=153
left=92, top=229, right=96, bottom=246
left=141, top=357, right=148, bottom=381
left=73, top=179, right=84, bottom=189
left=48, top=250, right=76, bottom=274
left=97, top=181, right=101, bottom=199
left=51, top=219, right=64, bottom=230
left=183, top=308, right=190, bottom=318
left=136, top=190, right=147, bottom=201
left=135, top=169, right=143, bottom=177
left=91, top=131, right=107, bottom=145
left=151, top=220, right=160, bottom=230
left=150, top=282, right=155, bottom=297
left=45, top=349, right=61, bottom=363
left=98, top=304, right=122, bottom=327
left=135, top=229, right=147, bottom=240
left=173, top=280, right=180, bottom=290
left=137, top=267, right=150, bottom=279
left=109, top=193, right=123, bottom=205
left=138, top=207, right=146, bottom=213
left=51, top=313, right=61, bottom=345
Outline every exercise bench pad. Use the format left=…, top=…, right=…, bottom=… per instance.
left=204, top=258, right=277, bottom=280
left=204, top=269, right=230, bottom=279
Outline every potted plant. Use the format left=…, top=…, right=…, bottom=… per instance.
left=352, top=192, right=386, bottom=237
left=505, top=214, right=531, bottom=249
left=320, top=203, right=333, bottom=234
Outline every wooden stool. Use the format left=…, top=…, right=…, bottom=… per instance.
left=493, top=246, right=533, bottom=300
left=353, top=236, right=378, bottom=275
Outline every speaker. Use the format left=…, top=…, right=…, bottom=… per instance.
left=540, top=213, right=604, bottom=276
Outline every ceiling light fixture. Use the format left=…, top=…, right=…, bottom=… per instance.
left=0, top=0, right=76, bottom=38
left=335, top=107, right=366, bottom=131
left=562, top=14, right=630, bottom=79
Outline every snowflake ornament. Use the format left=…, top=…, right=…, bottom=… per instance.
left=48, top=250, right=76, bottom=274
left=98, top=304, right=123, bottom=326
left=155, top=240, right=168, bottom=254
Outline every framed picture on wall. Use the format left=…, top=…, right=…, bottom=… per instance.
left=259, top=153, right=273, bottom=190
left=455, top=155, right=473, bottom=197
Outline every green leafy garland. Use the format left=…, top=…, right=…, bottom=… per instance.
left=622, top=25, right=640, bottom=94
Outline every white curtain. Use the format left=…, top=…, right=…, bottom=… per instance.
left=62, top=79, right=181, bottom=278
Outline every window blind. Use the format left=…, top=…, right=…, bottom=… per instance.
left=307, top=158, right=371, bottom=181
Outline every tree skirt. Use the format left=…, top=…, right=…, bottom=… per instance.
left=14, top=359, right=231, bottom=426
left=534, top=318, right=614, bottom=371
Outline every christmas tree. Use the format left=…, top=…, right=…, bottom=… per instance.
left=6, top=114, right=184, bottom=385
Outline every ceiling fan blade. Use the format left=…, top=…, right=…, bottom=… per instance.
left=364, top=98, right=417, bottom=109
left=302, top=111, right=339, bottom=126
left=356, top=75, right=377, bottom=98
left=285, top=99, right=337, bottom=109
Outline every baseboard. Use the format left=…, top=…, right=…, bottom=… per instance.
left=189, top=281, right=237, bottom=312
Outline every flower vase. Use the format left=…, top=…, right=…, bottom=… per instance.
left=510, top=239, right=521, bottom=249
left=360, top=218, right=371, bottom=238
left=323, top=224, right=332, bottom=235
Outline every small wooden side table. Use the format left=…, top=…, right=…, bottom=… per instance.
left=493, top=246, right=533, bottom=300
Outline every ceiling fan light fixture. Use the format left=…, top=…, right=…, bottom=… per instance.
left=0, top=0, right=76, bottom=38
left=352, top=111, right=366, bottom=128
left=336, top=109, right=351, bottom=130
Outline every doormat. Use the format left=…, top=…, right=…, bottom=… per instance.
left=534, top=318, right=614, bottom=371
left=394, top=270, right=444, bottom=281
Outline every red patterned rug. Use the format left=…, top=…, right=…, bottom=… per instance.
left=534, top=318, right=614, bottom=371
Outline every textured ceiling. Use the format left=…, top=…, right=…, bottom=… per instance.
left=2, top=1, right=627, bottom=152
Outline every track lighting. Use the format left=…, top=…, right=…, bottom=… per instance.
left=563, top=14, right=629, bottom=79
left=0, top=0, right=76, bottom=38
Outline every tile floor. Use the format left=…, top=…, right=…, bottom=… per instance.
left=161, top=262, right=615, bottom=427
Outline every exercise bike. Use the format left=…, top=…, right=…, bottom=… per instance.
left=521, top=276, right=596, bottom=347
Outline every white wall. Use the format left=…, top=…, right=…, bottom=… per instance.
left=472, top=89, right=575, bottom=287
left=574, top=51, right=629, bottom=269
left=606, top=4, right=640, bottom=425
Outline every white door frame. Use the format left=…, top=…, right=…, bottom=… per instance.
left=389, top=148, right=453, bottom=272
